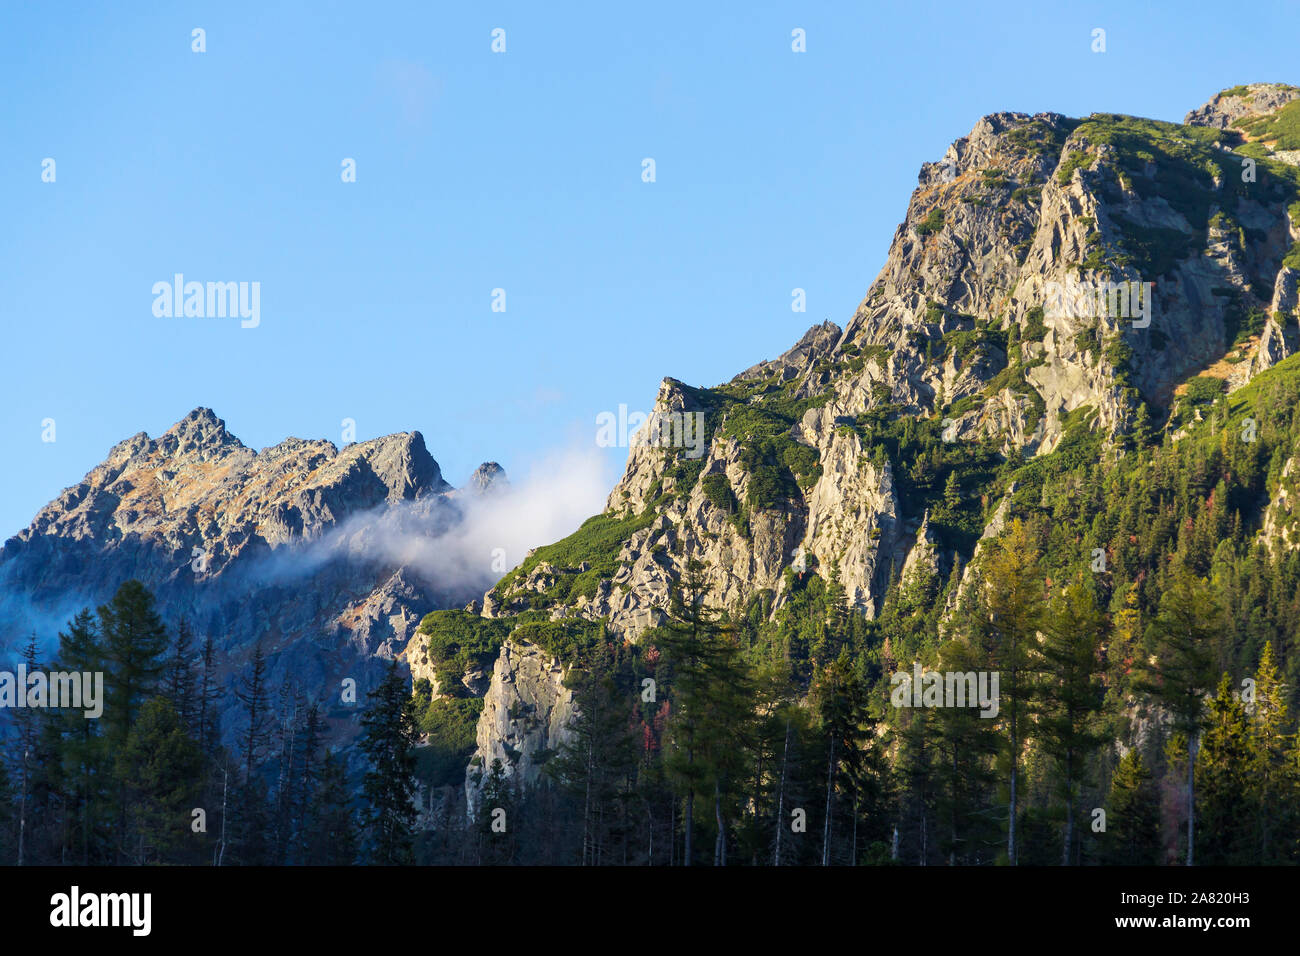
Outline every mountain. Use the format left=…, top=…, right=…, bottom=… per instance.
left=11, top=84, right=1300, bottom=867
left=0, top=407, right=503, bottom=752
left=403, top=84, right=1300, bottom=815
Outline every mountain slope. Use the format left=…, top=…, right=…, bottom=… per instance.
left=434, top=85, right=1300, bottom=808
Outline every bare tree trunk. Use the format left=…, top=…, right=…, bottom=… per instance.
left=17, top=744, right=28, bottom=866
left=1008, top=716, right=1018, bottom=866
left=1187, top=733, right=1197, bottom=866
left=851, top=796, right=859, bottom=867
left=822, top=734, right=836, bottom=866
left=1062, top=750, right=1074, bottom=866
left=215, top=764, right=228, bottom=867
left=714, top=781, right=725, bottom=866
left=773, top=719, right=790, bottom=866
left=583, top=741, right=594, bottom=866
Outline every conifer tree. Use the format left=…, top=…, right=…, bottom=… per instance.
left=97, top=580, right=171, bottom=748
left=975, top=519, right=1045, bottom=865
left=548, top=639, right=639, bottom=865
left=657, top=559, right=752, bottom=866
left=303, top=751, right=357, bottom=865
left=931, top=637, right=999, bottom=865
left=53, top=609, right=109, bottom=864
left=1249, top=642, right=1293, bottom=862
left=1102, top=749, right=1161, bottom=865
left=1134, top=566, right=1219, bottom=865
left=1196, top=673, right=1253, bottom=865
left=1039, top=580, right=1107, bottom=864
left=359, top=662, right=419, bottom=865
left=116, top=697, right=203, bottom=864
left=163, top=618, right=198, bottom=730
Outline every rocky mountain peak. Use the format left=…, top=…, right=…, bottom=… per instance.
left=1185, top=83, right=1300, bottom=130
left=157, top=407, right=244, bottom=459
left=467, top=462, right=508, bottom=493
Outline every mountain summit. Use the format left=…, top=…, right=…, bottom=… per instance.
left=1, top=410, right=479, bottom=753
left=433, top=85, right=1300, bottom=808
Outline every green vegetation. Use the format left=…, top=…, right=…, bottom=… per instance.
left=980, top=167, right=1009, bottom=189
left=509, top=616, right=607, bottom=666
left=916, top=207, right=945, bottom=237
left=700, top=472, right=738, bottom=512
left=1111, top=217, right=1196, bottom=278
left=1056, top=149, right=1096, bottom=185
left=944, top=325, right=1008, bottom=364
left=1022, top=306, right=1047, bottom=342
left=1006, top=117, right=1078, bottom=158
left=413, top=694, right=484, bottom=787
left=1233, top=98, right=1300, bottom=151
left=492, top=508, right=658, bottom=604
left=1183, top=375, right=1228, bottom=406
left=416, top=610, right=512, bottom=692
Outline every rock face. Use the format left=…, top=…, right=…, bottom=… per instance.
left=0, top=408, right=493, bottom=754
left=464, top=640, right=577, bottom=818
left=459, top=85, right=1300, bottom=808
left=466, top=462, right=508, bottom=494
left=1184, top=83, right=1300, bottom=130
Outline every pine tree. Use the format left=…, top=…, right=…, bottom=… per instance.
left=231, top=643, right=274, bottom=865
left=236, top=642, right=273, bottom=781
left=12, top=634, right=41, bottom=866
left=52, top=610, right=109, bottom=864
left=303, top=751, right=357, bottom=865
left=931, top=637, right=1000, bottom=865
left=96, top=580, right=171, bottom=862
left=1038, top=580, right=1107, bottom=864
left=811, top=654, right=873, bottom=865
left=97, top=580, right=171, bottom=748
left=1196, top=672, right=1253, bottom=865
left=656, top=559, right=753, bottom=866
left=1102, top=749, right=1161, bottom=865
left=163, top=618, right=198, bottom=730
left=116, top=697, right=203, bottom=864
left=195, top=633, right=222, bottom=755
left=975, top=519, right=1045, bottom=865
left=547, top=639, right=639, bottom=865
left=359, top=662, right=419, bottom=865
left=1133, top=566, right=1219, bottom=866
left=1249, top=642, right=1293, bottom=862
left=478, top=758, right=516, bottom=864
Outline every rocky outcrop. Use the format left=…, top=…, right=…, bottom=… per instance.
left=1184, top=83, right=1300, bottom=130
left=464, top=640, right=577, bottom=818
left=466, top=462, right=508, bottom=494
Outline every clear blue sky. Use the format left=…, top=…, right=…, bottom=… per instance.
left=2, top=0, right=1296, bottom=540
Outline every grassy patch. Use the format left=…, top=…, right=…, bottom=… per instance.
left=417, top=610, right=512, bottom=693
left=1234, top=99, right=1300, bottom=151
left=916, top=208, right=945, bottom=237
left=1056, top=149, right=1096, bottom=185
left=414, top=696, right=484, bottom=787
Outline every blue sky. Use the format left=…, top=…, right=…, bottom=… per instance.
left=2, top=0, right=1297, bottom=540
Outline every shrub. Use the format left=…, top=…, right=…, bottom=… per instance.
left=916, top=208, right=945, bottom=237
left=701, top=473, right=738, bottom=512
left=1056, top=150, right=1096, bottom=185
